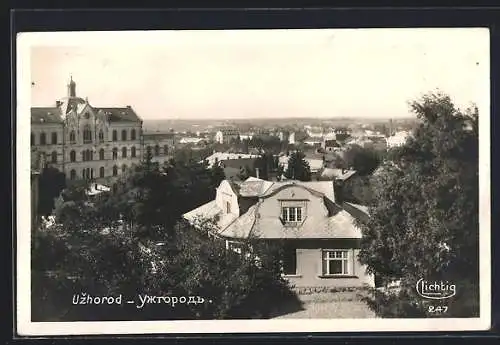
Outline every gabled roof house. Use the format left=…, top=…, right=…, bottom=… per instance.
left=183, top=177, right=374, bottom=289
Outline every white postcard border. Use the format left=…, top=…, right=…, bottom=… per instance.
left=16, top=29, right=491, bottom=336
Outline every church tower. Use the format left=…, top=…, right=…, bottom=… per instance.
left=67, top=75, right=76, bottom=97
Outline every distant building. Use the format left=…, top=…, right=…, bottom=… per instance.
left=288, top=132, right=296, bottom=145
left=215, top=128, right=240, bottom=144
left=203, top=152, right=260, bottom=169
left=322, top=139, right=341, bottom=152
left=386, top=131, right=411, bottom=148
left=303, top=138, right=322, bottom=147
left=142, top=132, right=175, bottom=166
left=306, top=127, right=324, bottom=138
left=179, top=137, right=206, bottom=145
left=279, top=154, right=324, bottom=175
left=239, top=133, right=254, bottom=141
left=30, top=76, right=172, bottom=191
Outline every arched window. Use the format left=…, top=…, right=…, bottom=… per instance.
left=31, top=133, right=35, bottom=146
left=131, top=129, right=136, bottom=140
left=90, top=168, right=94, bottom=180
left=112, top=148, right=118, bottom=160
left=99, top=148, right=105, bottom=160
left=121, top=129, right=127, bottom=141
left=81, top=151, right=86, bottom=162
left=51, top=151, right=57, bottom=163
left=82, top=168, right=86, bottom=179
left=154, top=145, right=160, bottom=156
left=122, top=147, right=127, bottom=158
left=89, top=150, right=93, bottom=161
left=40, top=132, right=46, bottom=145
left=70, top=169, right=76, bottom=180
left=83, top=125, right=92, bottom=144
left=69, top=130, right=76, bottom=144
left=131, top=146, right=136, bottom=158
left=51, top=132, right=58, bottom=145
left=112, top=130, right=117, bottom=141
left=122, top=164, right=127, bottom=174
left=163, top=145, right=169, bottom=155
left=98, top=130, right=104, bottom=143
left=112, top=165, right=118, bottom=176
left=99, top=167, right=105, bottom=178
left=70, top=150, right=76, bottom=162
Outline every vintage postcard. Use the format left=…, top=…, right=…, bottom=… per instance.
left=16, top=28, right=491, bottom=336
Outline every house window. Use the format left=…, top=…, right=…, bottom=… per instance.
left=31, top=133, right=35, bottom=146
left=122, top=164, right=127, bottom=174
left=322, top=250, right=350, bottom=276
left=99, top=166, right=105, bottom=178
left=281, top=207, right=302, bottom=223
left=112, top=165, right=118, bottom=176
left=154, top=145, right=160, bottom=156
left=226, top=240, right=242, bottom=254
left=70, top=169, right=76, bottom=180
left=122, top=147, right=127, bottom=158
left=164, top=145, right=169, bottom=155
left=131, top=129, right=136, bottom=141
left=121, top=129, right=127, bottom=141
left=112, top=130, right=117, bottom=141
left=69, top=130, right=76, bottom=144
left=112, top=148, right=118, bottom=160
left=99, top=148, right=105, bottom=160
left=98, top=130, right=104, bottom=143
left=40, top=132, right=46, bottom=145
left=146, top=146, right=152, bottom=156
left=226, top=201, right=231, bottom=214
left=282, top=246, right=297, bottom=275
left=50, top=151, right=57, bottom=163
left=131, top=146, right=136, bottom=158
left=70, top=150, right=76, bottom=162
left=83, top=125, right=92, bottom=144
left=51, top=132, right=58, bottom=145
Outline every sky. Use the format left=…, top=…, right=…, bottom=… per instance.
left=28, top=29, right=489, bottom=120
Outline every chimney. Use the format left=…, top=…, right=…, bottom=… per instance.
left=255, top=168, right=260, bottom=179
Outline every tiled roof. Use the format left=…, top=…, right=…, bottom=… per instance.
left=324, top=139, right=340, bottom=147
left=143, top=132, right=175, bottom=140
left=237, top=177, right=274, bottom=197
left=59, top=97, right=87, bottom=115
left=31, top=107, right=63, bottom=124
left=183, top=179, right=365, bottom=240
left=96, top=107, right=141, bottom=123
left=248, top=206, right=362, bottom=239
left=262, top=181, right=335, bottom=203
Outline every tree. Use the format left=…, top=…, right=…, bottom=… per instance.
left=343, top=145, right=381, bottom=176
left=33, top=183, right=300, bottom=321
left=341, top=176, right=373, bottom=205
left=357, top=92, right=479, bottom=317
left=210, top=164, right=226, bottom=187
left=238, top=165, right=252, bottom=181
left=284, top=151, right=311, bottom=181
left=38, top=167, right=66, bottom=216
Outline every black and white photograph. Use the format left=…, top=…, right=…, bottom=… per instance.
left=16, top=28, right=490, bottom=335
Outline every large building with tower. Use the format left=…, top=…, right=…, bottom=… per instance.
left=30, top=77, right=174, bottom=189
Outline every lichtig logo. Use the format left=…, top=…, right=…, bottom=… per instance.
left=416, top=279, right=456, bottom=300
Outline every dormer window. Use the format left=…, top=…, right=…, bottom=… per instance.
left=226, top=201, right=231, bottom=214
left=282, top=206, right=302, bottom=223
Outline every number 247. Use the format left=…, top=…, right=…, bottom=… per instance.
left=428, top=306, right=448, bottom=313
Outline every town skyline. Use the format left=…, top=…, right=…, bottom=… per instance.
left=29, top=29, right=487, bottom=121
